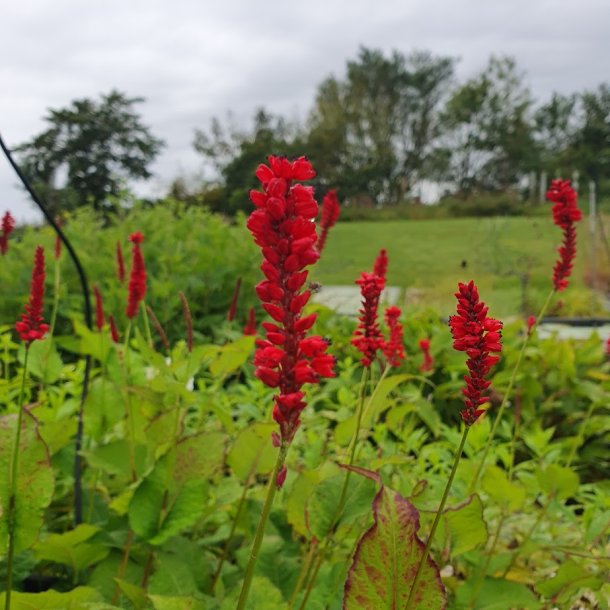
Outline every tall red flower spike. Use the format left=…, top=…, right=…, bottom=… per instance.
left=93, top=285, right=105, bottom=331
left=352, top=272, right=386, bottom=367
left=15, top=246, right=49, bottom=344
left=227, top=277, right=242, bottom=321
left=449, top=281, right=503, bottom=425
left=116, top=241, right=126, bottom=284
left=244, top=307, right=257, bottom=336
left=547, top=179, right=582, bottom=291
left=126, top=232, right=147, bottom=319
left=109, top=314, right=120, bottom=343
left=247, top=155, right=335, bottom=446
left=373, top=248, right=388, bottom=280
left=419, top=338, right=434, bottom=372
left=317, top=189, right=340, bottom=254
left=383, top=306, right=405, bottom=367
left=1, top=211, right=15, bottom=255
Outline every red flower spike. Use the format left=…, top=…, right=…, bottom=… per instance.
left=93, top=285, right=105, bottom=331
left=317, top=189, right=340, bottom=254
left=373, top=249, right=388, bottom=280
left=547, top=180, right=582, bottom=292
left=247, top=155, right=335, bottom=445
left=449, top=281, right=503, bottom=426
left=383, top=306, right=405, bottom=367
left=244, top=307, right=257, bottom=336
left=126, top=232, right=147, bottom=319
left=276, top=464, right=288, bottom=488
left=1, top=211, right=15, bottom=255
left=109, top=314, right=120, bottom=343
left=227, top=277, right=242, bottom=321
left=15, top=246, right=49, bottom=344
left=116, top=241, right=126, bottom=283
left=419, top=338, right=434, bottom=372
left=352, top=272, right=385, bottom=367
left=527, top=315, right=536, bottom=336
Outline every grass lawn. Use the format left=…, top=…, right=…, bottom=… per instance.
left=314, top=216, right=605, bottom=319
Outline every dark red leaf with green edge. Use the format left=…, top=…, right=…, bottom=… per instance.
left=342, top=466, right=446, bottom=610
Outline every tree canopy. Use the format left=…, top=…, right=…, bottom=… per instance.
left=17, top=90, right=164, bottom=214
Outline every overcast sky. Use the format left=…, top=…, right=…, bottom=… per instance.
left=2, top=0, right=608, bottom=223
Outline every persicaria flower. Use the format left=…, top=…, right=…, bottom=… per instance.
left=244, top=307, right=257, bottom=336
left=93, top=285, right=105, bottom=331
left=449, top=281, right=503, bottom=426
left=352, top=272, right=385, bottom=367
left=109, top=314, right=120, bottom=343
left=126, top=232, right=147, bottom=319
left=527, top=315, right=536, bottom=335
left=116, top=241, right=126, bottom=284
left=373, top=249, right=388, bottom=280
left=382, top=306, right=405, bottom=367
left=15, top=246, right=49, bottom=344
left=227, top=277, right=242, bottom=321
left=317, top=189, right=340, bottom=254
left=1, top=211, right=15, bottom=255
left=419, top=338, right=434, bottom=373
left=247, top=155, right=335, bottom=448
left=547, top=180, right=581, bottom=291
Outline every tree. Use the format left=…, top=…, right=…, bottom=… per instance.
left=441, top=56, right=536, bottom=194
left=17, top=90, right=164, bottom=214
left=307, top=47, right=455, bottom=205
left=193, top=108, right=304, bottom=214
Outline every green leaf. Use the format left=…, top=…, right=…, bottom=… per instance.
left=537, top=464, right=579, bottom=500
left=149, top=596, right=208, bottom=610
left=115, top=579, right=148, bottom=609
left=220, top=576, right=287, bottom=610
left=24, top=338, right=63, bottom=384
left=307, top=472, right=376, bottom=540
left=0, top=587, right=103, bottom=609
left=535, top=560, right=601, bottom=601
left=482, top=465, right=526, bottom=510
left=129, top=471, right=165, bottom=540
left=34, top=524, right=109, bottom=572
left=443, top=494, right=487, bottom=556
left=173, top=432, right=226, bottom=485
left=149, top=480, right=208, bottom=545
left=148, top=552, right=201, bottom=597
left=228, top=422, right=277, bottom=480
left=209, top=336, right=255, bottom=378
left=343, top=467, right=446, bottom=610
left=455, top=578, right=541, bottom=609
left=0, top=412, right=54, bottom=554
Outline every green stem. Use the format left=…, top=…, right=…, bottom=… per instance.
left=288, top=539, right=317, bottom=609
left=122, top=322, right=137, bottom=482
left=469, top=289, right=554, bottom=492
left=140, top=300, right=153, bottom=348
left=236, top=443, right=288, bottom=610
left=5, top=347, right=30, bottom=610
left=296, top=550, right=324, bottom=610
left=48, top=258, right=61, bottom=337
left=406, top=426, right=470, bottom=609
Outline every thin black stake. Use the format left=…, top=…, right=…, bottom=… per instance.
left=0, top=131, right=92, bottom=525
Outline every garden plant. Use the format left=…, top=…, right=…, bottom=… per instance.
left=0, top=155, right=608, bottom=610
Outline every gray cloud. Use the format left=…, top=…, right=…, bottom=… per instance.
left=2, top=0, right=609, bottom=221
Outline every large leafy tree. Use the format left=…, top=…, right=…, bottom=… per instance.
left=307, top=47, right=454, bottom=205
left=17, top=90, right=164, bottom=214
left=441, top=56, right=536, bottom=194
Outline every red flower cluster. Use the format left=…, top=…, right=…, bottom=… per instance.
left=383, top=306, right=405, bottom=367
left=15, top=246, right=49, bottom=344
left=317, top=189, right=340, bottom=254
left=244, top=307, right=257, bottom=336
left=352, top=272, right=386, bottom=367
left=547, top=179, right=581, bottom=291
left=93, top=285, right=105, bottom=331
left=247, top=156, right=335, bottom=446
left=227, top=277, right=242, bottom=321
left=116, top=241, right=126, bottom=284
left=109, top=314, right=120, bottom=343
left=126, top=232, right=147, bottom=319
left=1, top=211, right=15, bottom=255
left=449, top=281, right=503, bottom=425
left=373, top=249, right=388, bottom=280
left=419, top=338, right=434, bottom=372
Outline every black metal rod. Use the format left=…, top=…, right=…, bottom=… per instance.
left=0, top=131, right=91, bottom=525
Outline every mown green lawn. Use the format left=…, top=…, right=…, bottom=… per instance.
left=314, top=216, right=601, bottom=318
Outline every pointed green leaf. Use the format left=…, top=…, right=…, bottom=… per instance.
left=443, top=494, right=487, bottom=556
left=0, top=412, right=54, bottom=554
left=482, top=465, right=526, bottom=510
left=115, top=579, right=148, bottom=609
left=0, top=586, right=103, bottom=609
left=149, top=596, right=208, bottom=610
left=537, top=464, right=579, bottom=501
left=228, top=422, right=277, bottom=480
left=343, top=467, right=446, bottom=610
